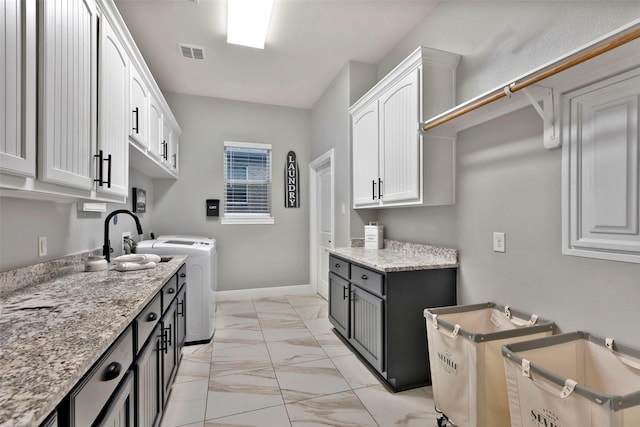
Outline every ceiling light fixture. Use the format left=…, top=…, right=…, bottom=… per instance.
left=226, top=0, right=274, bottom=49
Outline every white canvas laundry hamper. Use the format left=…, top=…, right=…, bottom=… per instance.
left=424, top=303, right=555, bottom=427
left=502, top=331, right=640, bottom=427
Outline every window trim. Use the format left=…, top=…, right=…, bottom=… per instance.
left=221, top=141, right=274, bottom=225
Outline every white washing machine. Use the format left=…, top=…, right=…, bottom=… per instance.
left=137, top=235, right=217, bottom=344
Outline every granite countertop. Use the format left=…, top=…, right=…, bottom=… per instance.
left=0, top=255, right=187, bottom=427
left=330, top=240, right=459, bottom=273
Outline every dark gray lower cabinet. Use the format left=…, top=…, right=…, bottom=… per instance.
left=328, top=254, right=456, bottom=391
left=161, top=299, right=178, bottom=402
left=97, top=371, right=135, bottom=427
left=135, top=324, right=163, bottom=427
left=328, top=273, right=349, bottom=337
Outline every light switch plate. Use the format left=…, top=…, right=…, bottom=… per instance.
left=493, top=232, right=506, bottom=252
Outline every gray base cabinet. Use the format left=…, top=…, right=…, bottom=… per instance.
left=97, top=371, right=135, bottom=427
left=328, top=254, right=456, bottom=391
left=135, top=324, right=163, bottom=427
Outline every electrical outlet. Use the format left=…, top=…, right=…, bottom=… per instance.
left=493, top=232, right=506, bottom=253
left=38, top=236, right=48, bottom=257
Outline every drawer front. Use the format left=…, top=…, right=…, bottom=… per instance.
left=135, top=293, right=162, bottom=354
left=351, top=265, right=384, bottom=297
left=161, top=274, right=178, bottom=313
left=70, top=326, right=134, bottom=426
left=177, top=264, right=187, bottom=290
left=329, top=255, right=350, bottom=279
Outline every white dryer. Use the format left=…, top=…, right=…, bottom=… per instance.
left=137, top=235, right=217, bottom=344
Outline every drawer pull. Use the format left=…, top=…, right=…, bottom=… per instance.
left=361, top=274, right=368, bottom=280
left=167, top=288, right=176, bottom=294
left=102, top=362, right=122, bottom=381
left=335, top=263, right=341, bottom=268
left=146, top=312, right=158, bottom=322
left=178, top=300, right=185, bottom=316
left=342, top=286, right=348, bottom=300
left=180, top=273, right=186, bottom=278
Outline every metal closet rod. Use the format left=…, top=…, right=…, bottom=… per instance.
left=421, top=25, right=640, bottom=133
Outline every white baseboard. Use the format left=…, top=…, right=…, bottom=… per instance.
left=216, top=284, right=314, bottom=301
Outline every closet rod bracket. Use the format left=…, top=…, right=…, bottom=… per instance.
left=520, top=86, right=559, bottom=150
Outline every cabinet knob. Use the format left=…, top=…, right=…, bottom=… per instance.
left=179, top=273, right=186, bottom=278
left=335, top=263, right=340, bottom=268
left=102, top=362, right=122, bottom=381
left=167, top=288, right=176, bottom=294
left=147, top=312, right=158, bottom=322
left=361, top=274, right=368, bottom=280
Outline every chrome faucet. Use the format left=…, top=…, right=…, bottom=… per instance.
left=103, top=209, right=143, bottom=262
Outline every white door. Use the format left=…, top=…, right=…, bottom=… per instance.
left=309, top=150, right=334, bottom=301
left=317, top=162, right=332, bottom=300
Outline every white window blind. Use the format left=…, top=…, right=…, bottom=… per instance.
left=222, top=141, right=273, bottom=224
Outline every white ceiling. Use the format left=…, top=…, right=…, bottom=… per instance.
left=114, top=0, right=440, bottom=109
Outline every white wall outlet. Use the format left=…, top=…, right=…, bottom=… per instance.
left=38, top=236, right=48, bottom=257
left=493, top=232, right=506, bottom=253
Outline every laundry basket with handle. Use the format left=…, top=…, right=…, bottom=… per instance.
left=502, top=331, right=640, bottom=427
left=424, top=302, right=555, bottom=427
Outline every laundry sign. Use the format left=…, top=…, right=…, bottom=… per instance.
left=285, top=151, right=300, bottom=208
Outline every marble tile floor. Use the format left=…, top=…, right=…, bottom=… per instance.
left=160, top=294, right=441, bottom=427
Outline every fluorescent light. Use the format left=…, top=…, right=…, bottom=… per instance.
left=227, top=0, right=274, bottom=49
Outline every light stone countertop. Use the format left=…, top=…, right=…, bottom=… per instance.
left=0, top=255, right=187, bottom=427
left=330, top=240, right=458, bottom=273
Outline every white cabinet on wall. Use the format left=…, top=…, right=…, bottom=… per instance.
left=350, top=46, right=460, bottom=209
left=562, top=67, right=640, bottom=264
left=0, top=0, right=36, bottom=178
left=39, top=0, right=98, bottom=191
left=130, top=65, right=149, bottom=150
left=97, top=13, right=129, bottom=197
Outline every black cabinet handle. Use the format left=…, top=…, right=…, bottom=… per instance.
left=166, top=323, right=173, bottom=346
left=102, top=362, right=121, bottom=381
left=167, top=288, right=176, bottom=294
left=372, top=180, right=376, bottom=200
left=342, top=286, right=348, bottom=300
left=178, top=300, right=185, bottom=316
left=172, top=153, right=177, bottom=169
left=106, top=153, right=112, bottom=188
left=334, top=263, right=340, bottom=268
left=147, top=312, right=158, bottom=322
left=162, top=141, right=168, bottom=160
left=94, top=150, right=104, bottom=185
left=132, top=107, right=139, bottom=134
left=179, top=273, right=186, bottom=278
left=162, top=328, right=168, bottom=354
left=361, top=274, right=368, bottom=280
left=378, top=178, right=383, bottom=199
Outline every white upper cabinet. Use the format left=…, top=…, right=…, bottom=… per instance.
left=97, top=13, right=129, bottom=197
left=129, top=65, right=149, bottom=149
left=562, top=68, right=640, bottom=263
left=350, top=46, right=460, bottom=209
left=148, top=95, right=163, bottom=161
left=0, top=0, right=36, bottom=178
left=352, top=101, right=380, bottom=207
left=39, top=0, right=98, bottom=190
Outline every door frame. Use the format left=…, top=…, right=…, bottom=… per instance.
left=309, top=149, right=335, bottom=296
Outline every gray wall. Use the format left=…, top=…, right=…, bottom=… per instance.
left=375, top=2, right=640, bottom=343
left=155, top=93, right=311, bottom=292
left=0, top=167, right=155, bottom=271
left=310, top=61, right=378, bottom=247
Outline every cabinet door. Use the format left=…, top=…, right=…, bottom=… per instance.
left=161, top=300, right=178, bottom=405
left=350, top=284, right=384, bottom=374
left=1, top=0, right=35, bottom=177
left=563, top=69, right=640, bottom=263
left=135, top=324, right=163, bottom=427
left=328, top=273, right=349, bottom=338
left=97, top=15, right=129, bottom=196
left=39, top=0, right=97, bottom=189
left=130, top=65, right=149, bottom=149
left=379, top=68, right=421, bottom=204
left=148, top=96, right=163, bottom=160
left=177, top=285, right=186, bottom=352
left=352, top=101, right=381, bottom=207
left=96, top=370, right=135, bottom=427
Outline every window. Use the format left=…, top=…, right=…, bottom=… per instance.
left=222, top=141, right=273, bottom=224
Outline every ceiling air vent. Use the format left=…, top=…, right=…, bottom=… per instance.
left=178, top=43, right=205, bottom=60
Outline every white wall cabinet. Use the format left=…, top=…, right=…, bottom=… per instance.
left=562, top=67, right=640, bottom=264
left=39, top=0, right=98, bottom=191
left=148, top=96, right=164, bottom=161
left=0, top=0, right=36, bottom=178
left=97, top=14, right=129, bottom=197
left=350, top=46, right=460, bottom=209
left=130, top=65, right=150, bottom=150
